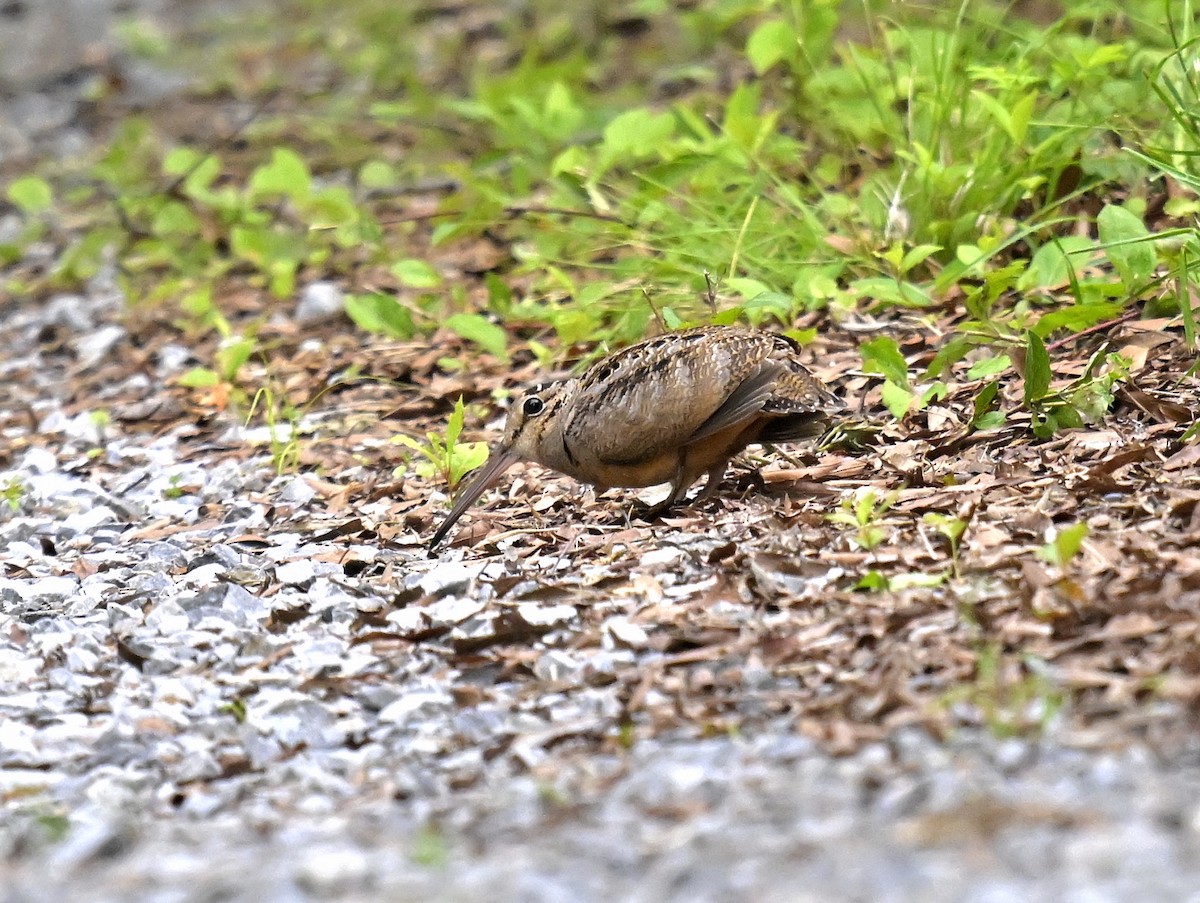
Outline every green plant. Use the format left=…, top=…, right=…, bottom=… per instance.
left=2, top=477, right=25, bottom=512
left=245, top=383, right=307, bottom=475
left=942, top=643, right=1067, bottom=738
left=860, top=336, right=947, bottom=420
left=924, top=512, right=969, bottom=578
left=827, top=488, right=896, bottom=552
left=410, top=823, right=450, bottom=868
left=397, top=397, right=490, bottom=492
left=1037, top=522, right=1090, bottom=569
left=162, top=475, right=186, bottom=500
left=1021, top=334, right=1133, bottom=438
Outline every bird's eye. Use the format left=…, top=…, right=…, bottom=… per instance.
left=522, top=396, right=545, bottom=417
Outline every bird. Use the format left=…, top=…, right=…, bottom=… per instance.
left=428, top=325, right=843, bottom=550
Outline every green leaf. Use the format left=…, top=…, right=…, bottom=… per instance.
left=715, top=81, right=772, bottom=153
left=182, top=155, right=225, bottom=204
left=358, top=160, right=399, bottom=189
left=1017, top=236, right=1097, bottom=290
left=230, top=225, right=304, bottom=297
left=924, top=337, right=972, bottom=379
left=151, top=200, right=202, bottom=237
left=856, top=570, right=889, bottom=591
left=1097, top=204, right=1155, bottom=288
left=344, top=293, right=415, bottom=339
left=600, top=108, right=675, bottom=163
left=1033, top=301, right=1125, bottom=338
left=921, top=382, right=948, bottom=406
left=890, top=571, right=949, bottom=590
left=177, top=367, right=220, bottom=388
left=304, top=186, right=359, bottom=229
left=450, top=442, right=490, bottom=486
left=1180, top=248, right=1197, bottom=350
left=57, top=227, right=115, bottom=282
left=746, top=19, right=797, bottom=74
left=247, top=148, right=311, bottom=202
left=971, top=380, right=1001, bottom=428
left=967, top=355, right=1011, bottom=380
left=391, top=258, right=442, bottom=289
left=880, top=380, right=914, bottom=419
left=445, top=396, right=467, bottom=447
left=163, top=146, right=202, bottom=177
left=724, top=277, right=772, bottom=302
left=1009, top=90, right=1037, bottom=145
left=446, top=313, right=509, bottom=362
left=899, top=244, right=942, bottom=274
left=1023, top=331, right=1051, bottom=405
left=215, top=336, right=257, bottom=382
left=860, top=336, right=911, bottom=389
left=550, top=309, right=600, bottom=346
left=924, top=512, right=966, bottom=546
left=6, top=176, right=52, bottom=214
left=741, top=291, right=794, bottom=319
left=1038, top=522, right=1089, bottom=567
left=852, top=277, right=932, bottom=308
left=970, top=90, right=1014, bottom=141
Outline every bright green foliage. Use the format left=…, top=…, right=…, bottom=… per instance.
left=410, top=824, right=450, bottom=868
left=344, top=293, right=416, bottom=339
left=1023, top=331, right=1132, bottom=437
left=925, top=513, right=968, bottom=565
left=1038, top=522, right=1091, bottom=568
left=391, top=259, right=442, bottom=289
left=1023, top=332, right=1053, bottom=407
left=827, top=488, right=896, bottom=552
left=942, top=643, right=1066, bottom=738
left=177, top=368, right=221, bottom=389
left=246, top=384, right=305, bottom=474
left=397, top=397, right=490, bottom=492
left=6, top=176, right=53, bottom=214
left=445, top=314, right=510, bottom=364
left=214, top=335, right=258, bottom=384
left=2, top=477, right=24, bottom=512
left=860, top=336, right=946, bottom=419
left=1097, top=204, right=1156, bottom=290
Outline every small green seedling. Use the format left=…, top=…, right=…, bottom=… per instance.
left=162, top=475, right=186, bottom=500
left=1037, top=522, right=1090, bottom=569
left=2, top=477, right=24, bottom=512
left=397, top=396, right=489, bottom=492
left=827, top=488, right=896, bottom=551
left=245, top=384, right=304, bottom=475
left=924, top=512, right=968, bottom=577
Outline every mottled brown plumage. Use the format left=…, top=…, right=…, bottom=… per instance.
left=428, top=326, right=842, bottom=550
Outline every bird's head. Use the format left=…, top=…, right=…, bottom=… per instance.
left=427, top=380, right=573, bottom=551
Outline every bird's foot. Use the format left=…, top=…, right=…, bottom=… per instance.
left=733, top=467, right=767, bottom=497
left=632, top=495, right=676, bottom=521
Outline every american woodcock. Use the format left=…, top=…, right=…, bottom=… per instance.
left=428, top=325, right=843, bottom=550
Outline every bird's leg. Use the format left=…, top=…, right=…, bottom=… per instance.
left=692, top=458, right=731, bottom=505
left=639, top=455, right=690, bottom=519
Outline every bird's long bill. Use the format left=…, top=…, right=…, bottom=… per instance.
left=427, top=446, right=520, bottom=551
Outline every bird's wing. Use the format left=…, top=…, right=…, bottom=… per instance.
left=565, top=336, right=754, bottom=467
left=686, top=361, right=783, bottom=442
